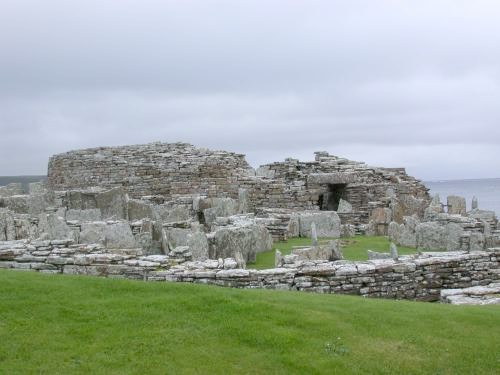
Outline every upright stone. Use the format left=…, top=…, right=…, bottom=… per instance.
left=337, top=199, right=353, bottom=213
left=447, top=195, right=466, bottom=216
left=472, top=196, right=478, bottom=210
left=38, top=213, right=75, bottom=241
left=275, top=249, right=283, bottom=267
left=238, top=188, right=249, bottom=214
left=187, top=231, right=209, bottom=261
left=390, top=242, right=398, bottom=260
left=104, top=222, right=137, bottom=249
left=0, top=209, right=16, bottom=241
left=311, top=223, right=318, bottom=247
left=96, top=187, right=128, bottom=220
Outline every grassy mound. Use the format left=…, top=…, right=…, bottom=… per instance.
left=0, top=270, right=499, bottom=374
left=250, top=236, right=419, bottom=269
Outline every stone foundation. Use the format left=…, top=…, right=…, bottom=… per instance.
left=1, top=239, right=498, bottom=302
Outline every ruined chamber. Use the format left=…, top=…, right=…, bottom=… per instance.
left=47, top=142, right=431, bottom=235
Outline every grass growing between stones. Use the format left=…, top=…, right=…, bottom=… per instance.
left=0, top=270, right=499, bottom=374
left=250, top=236, right=419, bottom=270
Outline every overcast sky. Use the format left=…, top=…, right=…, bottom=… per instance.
left=1, top=0, right=499, bottom=180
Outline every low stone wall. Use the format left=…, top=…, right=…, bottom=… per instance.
left=1, top=240, right=498, bottom=302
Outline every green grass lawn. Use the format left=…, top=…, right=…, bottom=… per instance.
left=249, top=236, right=419, bottom=269
left=1, top=271, right=499, bottom=374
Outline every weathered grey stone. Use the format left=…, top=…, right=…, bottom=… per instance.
left=135, top=232, right=154, bottom=254
left=3, top=195, right=29, bottom=214
left=234, top=250, right=246, bottom=269
left=96, top=187, right=128, bottom=220
left=154, top=205, right=190, bottom=224
left=166, top=227, right=191, bottom=249
left=104, top=222, right=137, bottom=249
left=424, top=194, right=443, bottom=219
left=367, top=250, right=391, bottom=260
left=471, top=196, right=478, bottom=210
left=340, top=224, right=355, bottom=238
left=337, top=199, right=353, bottom=213
left=255, top=165, right=275, bottom=178
left=441, top=283, right=500, bottom=305
left=307, top=172, right=356, bottom=185
left=447, top=195, right=466, bottom=215
left=223, top=258, right=238, bottom=270
left=298, top=211, right=341, bottom=238
left=38, top=213, right=75, bottom=240
left=160, top=228, right=169, bottom=254
left=28, top=182, right=55, bottom=216
left=390, top=242, right=398, bottom=260
left=66, top=209, right=102, bottom=222
left=128, top=199, right=155, bottom=221
left=443, top=223, right=463, bottom=251
left=368, top=207, right=393, bottom=235
left=292, top=240, right=342, bottom=261
left=14, top=217, right=35, bottom=240
left=238, top=188, right=249, bottom=214
left=287, top=213, right=300, bottom=238
left=468, top=209, right=496, bottom=222
left=0, top=183, right=24, bottom=197
left=216, top=269, right=250, bottom=278
left=469, top=232, right=485, bottom=251
left=275, top=249, right=283, bottom=268
left=311, top=223, right=318, bottom=246
left=0, top=209, right=16, bottom=241
left=213, top=224, right=273, bottom=263
left=416, top=222, right=445, bottom=250
left=388, top=222, right=402, bottom=243
left=370, top=207, right=392, bottom=224
left=203, top=198, right=239, bottom=228
left=187, top=231, right=209, bottom=261
left=79, top=222, right=107, bottom=244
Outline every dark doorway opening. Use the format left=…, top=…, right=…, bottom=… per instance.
left=319, top=184, right=347, bottom=211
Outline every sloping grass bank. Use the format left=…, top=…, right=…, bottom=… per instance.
left=0, top=270, right=499, bottom=374
left=250, top=236, right=419, bottom=269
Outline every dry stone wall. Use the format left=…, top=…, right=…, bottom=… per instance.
left=48, top=142, right=253, bottom=200
left=47, top=142, right=431, bottom=230
left=1, top=239, right=498, bottom=302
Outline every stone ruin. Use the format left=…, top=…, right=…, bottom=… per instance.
left=388, top=194, right=500, bottom=252
left=1, top=142, right=499, bottom=304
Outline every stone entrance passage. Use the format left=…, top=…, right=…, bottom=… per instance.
left=319, top=184, right=347, bottom=211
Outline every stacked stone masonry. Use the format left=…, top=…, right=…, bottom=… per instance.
left=1, top=240, right=498, bottom=302
left=47, top=142, right=431, bottom=232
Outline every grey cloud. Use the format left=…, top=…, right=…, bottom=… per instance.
left=0, top=1, right=499, bottom=179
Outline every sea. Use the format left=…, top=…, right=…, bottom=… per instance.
left=426, top=178, right=500, bottom=217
